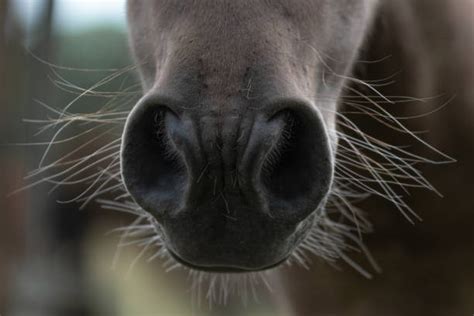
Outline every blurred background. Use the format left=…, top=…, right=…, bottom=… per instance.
left=0, top=0, right=280, bottom=315
left=1, top=1, right=474, bottom=316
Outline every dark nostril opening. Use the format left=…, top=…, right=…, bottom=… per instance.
left=262, top=110, right=314, bottom=198
left=121, top=103, right=188, bottom=217
left=260, top=106, right=332, bottom=219
left=152, top=108, right=187, bottom=183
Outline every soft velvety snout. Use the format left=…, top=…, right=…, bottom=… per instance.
left=121, top=96, right=333, bottom=271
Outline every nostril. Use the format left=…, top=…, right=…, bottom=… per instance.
left=121, top=102, right=188, bottom=217
left=153, top=108, right=186, bottom=176
left=262, top=110, right=315, bottom=199
left=262, top=110, right=304, bottom=198
left=260, top=106, right=333, bottom=221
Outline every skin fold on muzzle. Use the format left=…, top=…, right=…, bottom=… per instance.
left=122, top=0, right=377, bottom=272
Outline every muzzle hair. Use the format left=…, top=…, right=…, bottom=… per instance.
left=20, top=54, right=453, bottom=306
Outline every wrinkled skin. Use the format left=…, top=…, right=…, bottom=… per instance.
left=122, top=0, right=378, bottom=271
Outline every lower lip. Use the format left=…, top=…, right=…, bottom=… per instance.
left=167, top=249, right=289, bottom=273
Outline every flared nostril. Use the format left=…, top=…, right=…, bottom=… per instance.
left=121, top=99, right=189, bottom=218
left=258, top=104, right=333, bottom=223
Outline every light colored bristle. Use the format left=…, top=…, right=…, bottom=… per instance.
left=20, top=53, right=453, bottom=307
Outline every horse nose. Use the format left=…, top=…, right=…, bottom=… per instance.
left=121, top=96, right=333, bottom=269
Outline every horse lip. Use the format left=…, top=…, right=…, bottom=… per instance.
left=167, top=248, right=289, bottom=273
